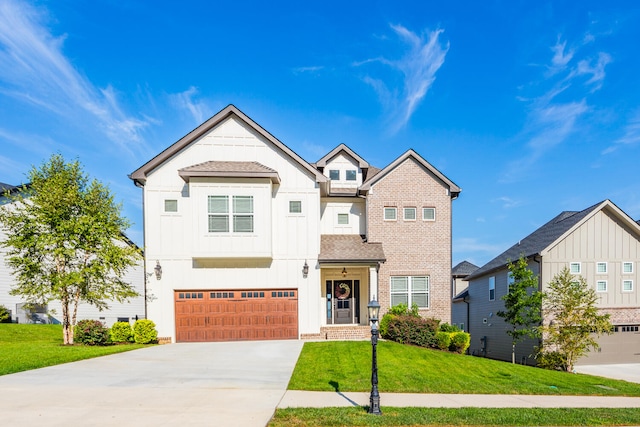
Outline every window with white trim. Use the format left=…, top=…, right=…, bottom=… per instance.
left=390, top=276, right=429, bottom=308
left=329, top=170, right=340, bottom=180
left=404, top=207, right=416, bottom=221
left=337, top=213, right=349, bottom=225
left=208, top=195, right=253, bottom=233
left=489, top=276, right=495, bottom=301
left=623, top=280, right=633, bottom=292
left=623, top=262, right=634, bottom=274
left=423, top=207, right=435, bottom=221
left=596, top=280, right=607, bottom=292
left=346, top=170, right=357, bottom=181
left=570, top=262, right=581, bottom=274
left=289, top=200, right=302, bottom=214
left=164, top=199, right=178, bottom=213
left=596, top=262, right=607, bottom=274
left=384, top=207, right=397, bottom=221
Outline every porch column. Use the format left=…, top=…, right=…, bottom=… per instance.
left=369, top=265, right=379, bottom=301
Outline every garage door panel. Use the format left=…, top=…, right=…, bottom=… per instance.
left=175, top=289, right=298, bottom=342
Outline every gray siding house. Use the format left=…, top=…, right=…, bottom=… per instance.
left=462, top=200, right=640, bottom=365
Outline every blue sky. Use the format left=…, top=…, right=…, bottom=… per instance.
left=1, top=0, right=640, bottom=268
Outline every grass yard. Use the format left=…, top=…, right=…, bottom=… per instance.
left=0, top=324, right=148, bottom=375
left=288, top=341, right=640, bottom=396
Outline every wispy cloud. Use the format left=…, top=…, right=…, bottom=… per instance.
left=170, top=86, right=211, bottom=125
left=357, top=24, right=449, bottom=133
left=0, top=0, right=150, bottom=156
left=292, top=66, right=325, bottom=75
left=492, top=196, right=525, bottom=209
left=602, top=109, right=640, bottom=154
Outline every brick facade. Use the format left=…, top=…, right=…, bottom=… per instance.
left=367, top=158, right=453, bottom=322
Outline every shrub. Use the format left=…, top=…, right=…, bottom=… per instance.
left=379, top=313, right=395, bottom=338
left=133, top=319, right=158, bottom=344
left=110, top=321, right=134, bottom=343
left=438, top=322, right=460, bottom=332
left=74, top=319, right=110, bottom=345
left=435, top=331, right=451, bottom=350
left=385, top=315, right=439, bottom=347
left=449, top=332, right=471, bottom=354
left=535, top=348, right=568, bottom=371
left=381, top=303, right=420, bottom=338
left=0, top=305, right=10, bottom=323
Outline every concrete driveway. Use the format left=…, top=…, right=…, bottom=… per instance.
left=0, top=340, right=303, bottom=427
left=575, top=364, right=640, bottom=384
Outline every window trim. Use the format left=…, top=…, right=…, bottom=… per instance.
left=337, top=213, right=349, bottom=225
left=569, top=262, right=581, bottom=274
left=207, top=195, right=254, bottom=233
left=289, top=200, right=302, bottom=214
left=345, top=170, right=357, bottom=181
left=329, top=169, right=340, bottom=180
left=164, top=199, right=178, bottom=213
left=623, top=280, right=634, bottom=292
left=403, top=207, right=417, bottom=221
left=390, top=275, right=430, bottom=308
left=623, top=262, right=634, bottom=274
left=596, top=280, right=607, bottom=292
left=422, top=207, right=436, bottom=221
left=596, top=262, right=607, bottom=274
left=384, top=207, right=397, bottom=221
left=489, top=276, right=495, bottom=301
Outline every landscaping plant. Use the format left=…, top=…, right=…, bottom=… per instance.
left=109, top=321, right=134, bottom=343
left=0, top=304, right=10, bottom=323
left=133, top=319, right=158, bottom=344
left=74, top=319, right=110, bottom=345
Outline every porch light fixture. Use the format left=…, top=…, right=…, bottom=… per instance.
left=154, top=260, right=162, bottom=281
left=302, top=260, right=309, bottom=278
left=342, top=267, right=348, bottom=277
left=367, top=297, right=382, bottom=415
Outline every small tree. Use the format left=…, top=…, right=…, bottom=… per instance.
left=0, top=154, right=141, bottom=344
left=538, top=267, right=612, bottom=372
left=497, top=256, right=543, bottom=363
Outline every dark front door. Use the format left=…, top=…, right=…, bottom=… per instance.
left=334, top=280, right=353, bottom=324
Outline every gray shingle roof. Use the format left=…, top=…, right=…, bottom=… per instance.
left=178, top=161, right=280, bottom=183
left=452, top=260, right=479, bottom=277
left=319, top=235, right=386, bottom=263
left=465, top=201, right=603, bottom=281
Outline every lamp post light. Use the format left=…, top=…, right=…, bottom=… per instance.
left=367, top=298, right=382, bottom=415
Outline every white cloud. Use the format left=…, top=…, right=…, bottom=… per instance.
left=492, top=196, right=524, bottom=209
left=602, top=110, right=640, bottom=154
left=170, top=86, right=211, bottom=125
left=0, top=0, right=150, bottom=156
left=547, top=38, right=574, bottom=75
left=358, top=24, right=449, bottom=133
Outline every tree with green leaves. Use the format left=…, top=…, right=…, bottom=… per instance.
left=0, top=154, right=141, bottom=344
left=538, top=267, right=612, bottom=372
left=497, top=256, right=543, bottom=364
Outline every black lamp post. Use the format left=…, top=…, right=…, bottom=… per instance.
left=367, top=298, right=382, bottom=415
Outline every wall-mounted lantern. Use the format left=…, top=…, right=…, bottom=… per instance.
left=341, top=267, right=348, bottom=277
left=154, top=260, right=162, bottom=280
left=302, top=260, right=309, bottom=278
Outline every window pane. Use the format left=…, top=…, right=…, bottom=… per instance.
left=208, top=196, right=228, bottom=213
left=423, top=207, right=435, bottom=220
left=624, top=262, right=633, bottom=273
left=209, top=215, right=229, bottom=232
left=346, top=170, right=357, bottom=181
left=337, top=213, right=349, bottom=224
left=289, top=200, right=302, bottom=213
left=596, top=281, right=607, bottom=292
left=384, top=207, right=397, bottom=220
left=329, top=170, right=340, bottom=180
left=412, top=276, right=429, bottom=291
left=404, top=207, right=416, bottom=220
left=623, top=280, right=633, bottom=291
left=570, top=263, right=581, bottom=274
left=412, top=293, right=428, bottom=308
left=164, top=199, right=178, bottom=212
left=233, top=196, right=253, bottom=213
left=390, top=276, right=408, bottom=292
left=597, top=262, right=607, bottom=273
left=391, top=294, right=408, bottom=306
left=233, top=215, right=253, bottom=232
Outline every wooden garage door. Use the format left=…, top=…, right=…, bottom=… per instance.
left=174, top=289, right=298, bottom=342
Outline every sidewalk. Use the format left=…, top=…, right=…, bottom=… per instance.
left=279, top=390, right=640, bottom=408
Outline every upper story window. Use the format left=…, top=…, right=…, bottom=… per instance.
left=596, top=280, right=607, bottom=292
left=337, top=213, right=349, bottom=225
left=289, top=200, right=302, bottom=214
left=345, top=170, right=357, bottom=181
left=623, top=262, right=634, bottom=274
left=623, top=280, right=634, bottom=292
left=423, top=207, right=435, bottom=221
left=403, top=207, right=417, bottom=221
left=384, top=207, right=397, bottom=221
left=164, top=199, right=178, bottom=213
left=596, top=262, right=607, bottom=274
left=489, top=276, right=495, bottom=301
left=329, top=170, right=340, bottom=180
left=208, top=195, right=253, bottom=233
left=570, top=262, right=581, bottom=274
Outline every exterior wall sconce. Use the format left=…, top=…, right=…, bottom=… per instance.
left=302, top=260, right=309, bottom=278
left=154, top=260, right=162, bottom=280
left=342, top=267, right=348, bottom=277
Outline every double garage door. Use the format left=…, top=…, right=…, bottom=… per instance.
left=577, top=325, right=640, bottom=365
left=174, top=289, right=298, bottom=342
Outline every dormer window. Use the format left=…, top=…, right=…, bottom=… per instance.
left=346, top=170, right=357, bottom=181
left=329, top=170, right=340, bottom=180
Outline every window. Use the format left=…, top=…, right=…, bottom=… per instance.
left=507, top=272, right=514, bottom=288
left=337, top=213, right=349, bottom=225
left=390, top=276, right=429, bottom=308
left=404, top=207, right=416, bottom=221
left=623, top=262, right=634, bottom=274
left=164, top=199, right=178, bottom=213
left=289, top=200, right=302, bottom=214
left=329, top=170, right=340, bottom=180
left=423, top=207, right=435, bottom=221
left=489, top=276, right=495, bottom=301
left=346, top=170, right=357, bottom=181
left=596, top=280, right=607, bottom=292
left=208, top=195, right=253, bottom=233
left=596, top=262, right=607, bottom=274
left=623, top=280, right=633, bottom=292
left=570, top=262, right=581, bottom=274
left=384, top=207, right=397, bottom=221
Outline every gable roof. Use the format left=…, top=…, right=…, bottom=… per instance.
left=452, top=260, right=479, bottom=277
left=359, top=149, right=461, bottom=198
left=178, top=161, right=281, bottom=184
left=315, top=143, right=369, bottom=169
left=466, top=199, right=640, bottom=281
left=129, top=104, right=327, bottom=186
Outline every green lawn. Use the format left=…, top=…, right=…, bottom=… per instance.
left=0, top=324, right=147, bottom=375
left=288, top=341, right=640, bottom=396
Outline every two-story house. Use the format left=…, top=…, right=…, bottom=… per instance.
left=460, top=200, right=640, bottom=365
left=129, top=104, right=460, bottom=343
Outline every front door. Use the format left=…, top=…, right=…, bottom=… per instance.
left=334, top=280, right=353, bottom=324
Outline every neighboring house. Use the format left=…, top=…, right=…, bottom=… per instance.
left=463, top=200, right=640, bottom=365
left=0, top=182, right=145, bottom=326
left=451, top=260, right=478, bottom=332
left=129, top=104, right=460, bottom=343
